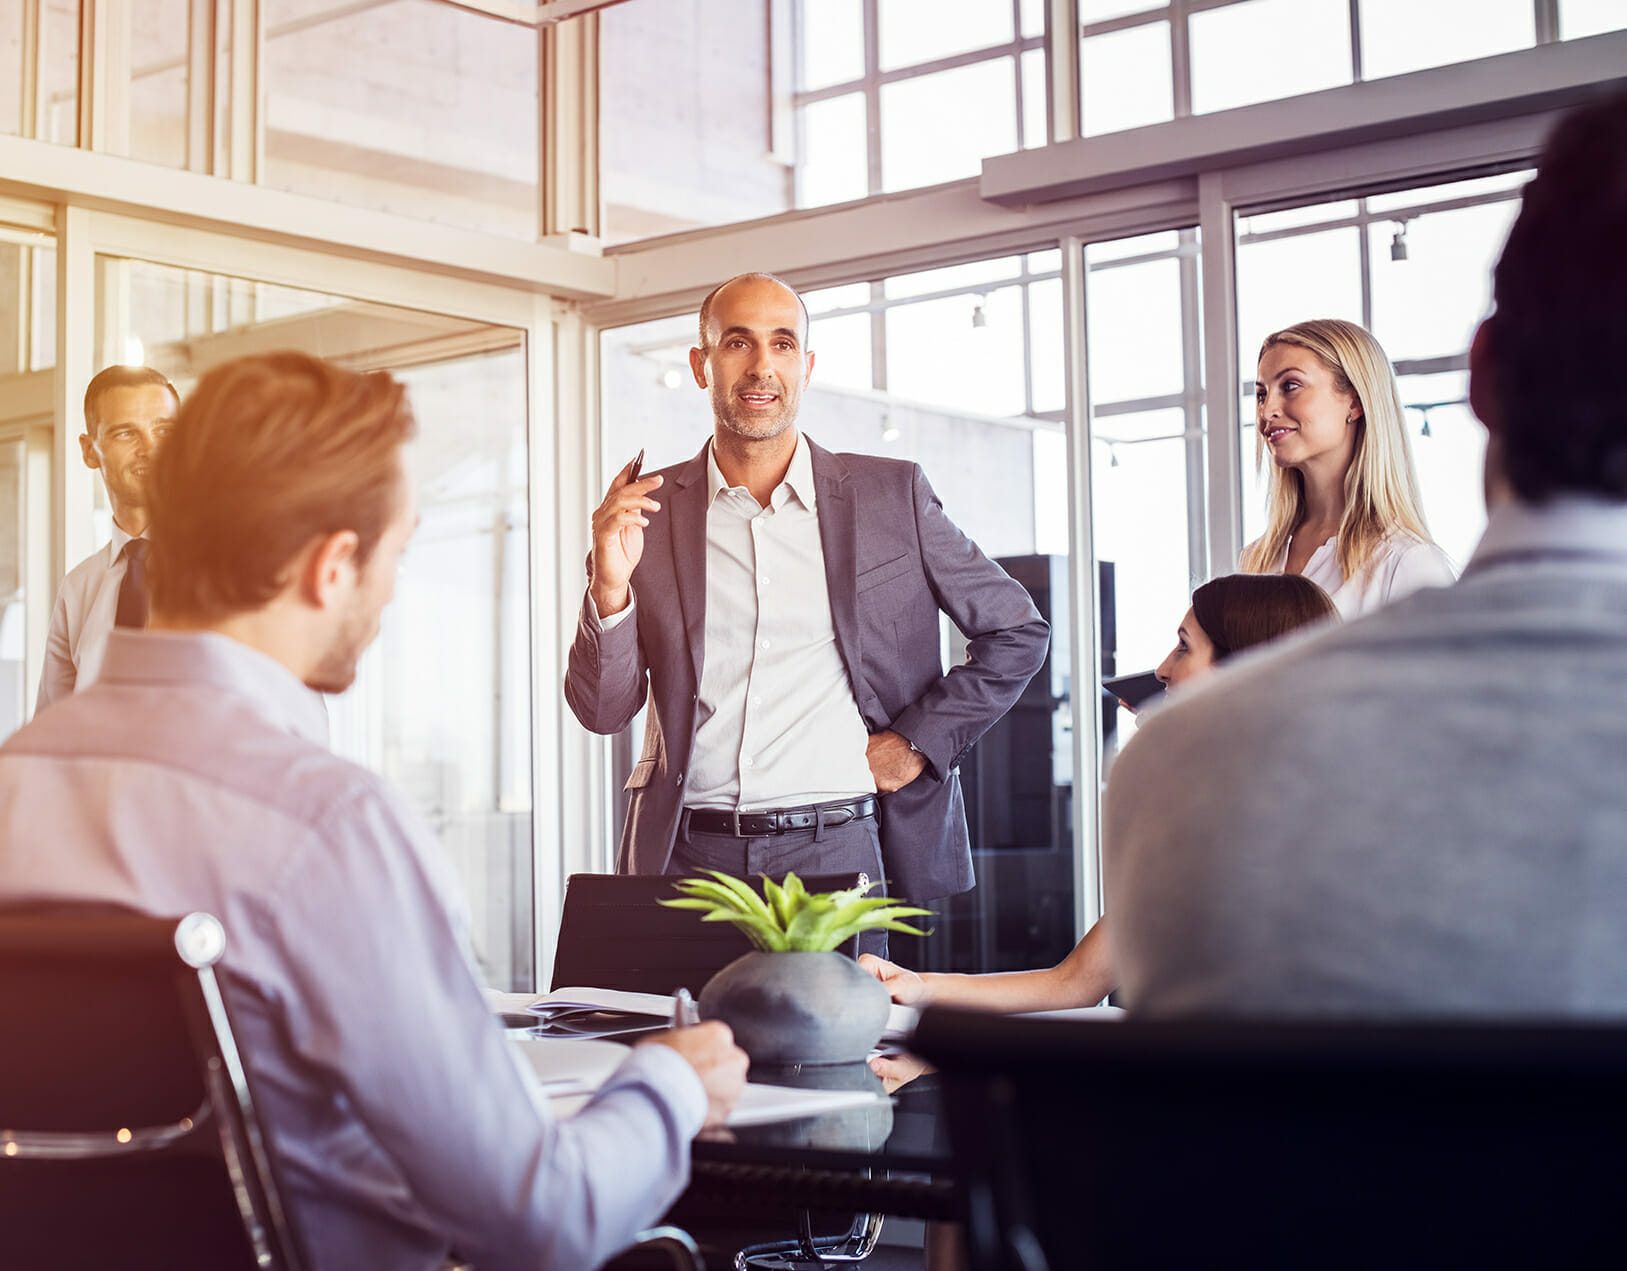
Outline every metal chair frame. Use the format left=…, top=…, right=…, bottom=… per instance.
left=0, top=906, right=305, bottom=1270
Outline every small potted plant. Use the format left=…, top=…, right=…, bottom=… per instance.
left=661, top=870, right=932, bottom=1065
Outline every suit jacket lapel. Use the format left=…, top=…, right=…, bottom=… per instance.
left=811, top=439, right=863, bottom=696
left=668, top=444, right=711, bottom=687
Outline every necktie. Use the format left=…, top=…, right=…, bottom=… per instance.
left=116, top=539, right=149, bottom=629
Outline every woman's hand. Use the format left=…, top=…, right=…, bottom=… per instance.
left=859, top=953, right=928, bottom=1005
left=868, top=1048, right=934, bottom=1094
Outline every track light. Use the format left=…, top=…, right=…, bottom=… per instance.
left=971, top=294, right=988, bottom=329
left=1390, top=222, right=1409, bottom=262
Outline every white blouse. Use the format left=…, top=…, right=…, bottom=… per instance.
left=1257, top=532, right=1457, bottom=618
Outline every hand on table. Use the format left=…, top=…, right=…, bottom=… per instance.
left=866, top=729, right=926, bottom=793
left=641, top=1020, right=748, bottom=1131
left=868, top=1049, right=934, bottom=1094
left=859, top=953, right=928, bottom=1006
left=590, top=456, right=664, bottom=618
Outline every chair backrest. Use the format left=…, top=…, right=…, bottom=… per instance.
left=0, top=904, right=306, bottom=1270
left=913, top=1007, right=1627, bottom=1271
left=551, top=872, right=865, bottom=994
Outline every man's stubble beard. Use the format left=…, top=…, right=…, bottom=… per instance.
left=710, top=379, right=800, bottom=443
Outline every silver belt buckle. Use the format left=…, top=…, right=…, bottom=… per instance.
left=732, top=809, right=744, bottom=837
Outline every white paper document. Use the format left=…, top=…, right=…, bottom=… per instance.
left=511, top=1036, right=631, bottom=1095
left=512, top=1033, right=889, bottom=1127
left=542, top=1077, right=887, bottom=1127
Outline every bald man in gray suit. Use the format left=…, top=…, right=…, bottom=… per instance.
left=567, top=273, right=1049, bottom=925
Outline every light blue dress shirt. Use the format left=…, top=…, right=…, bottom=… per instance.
left=0, top=629, right=706, bottom=1271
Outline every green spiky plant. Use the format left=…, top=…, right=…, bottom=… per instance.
left=660, top=869, right=931, bottom=953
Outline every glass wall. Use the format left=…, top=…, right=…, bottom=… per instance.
left=4, top=0, right=83, bottom=145
left=598, top=0, right=793, bottom=241
left=93, top=258, right=536, bottom=989
left=262, top=0, right=539, bottom=237
left=0, top=221, right=53, bottom=740
left=1084, top=228, right=1201, bottom=755
left=129, top=0, right=189, bottom=168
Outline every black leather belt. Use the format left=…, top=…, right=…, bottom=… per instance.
left=685, top=796, right=878, bottom=838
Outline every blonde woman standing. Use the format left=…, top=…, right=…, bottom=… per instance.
left=1243, top=318, right=1455, bottom=616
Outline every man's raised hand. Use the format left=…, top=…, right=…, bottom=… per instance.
left=590, top=456, right=663, bottom=617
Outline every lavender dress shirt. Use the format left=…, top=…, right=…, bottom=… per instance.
left=0, top=630, right=706, bottom=1271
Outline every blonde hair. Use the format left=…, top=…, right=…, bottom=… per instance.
left=1239, top=318, right=1434, bottom=583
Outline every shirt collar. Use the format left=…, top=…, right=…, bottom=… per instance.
left=1467, top=495, right=1627, bottom=572
left=107, top=521, right=140, bottom=561
left=98, top=630, right=331, bottom=745
left=705, top=432, right=816, bottom=513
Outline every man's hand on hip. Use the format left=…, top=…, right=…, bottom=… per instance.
left=641, top=1020, right=749, bottom=1131
left=590, top=457, right=664, bottom=618
left=867, top=729, right=927, bottom=793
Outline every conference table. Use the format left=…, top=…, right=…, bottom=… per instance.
left=681, top=1064, right=959, bottom=1221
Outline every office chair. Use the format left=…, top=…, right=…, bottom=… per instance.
left=550, top=871, right=866, bottom=994
left=0, top=904, right=306, bottom=1270
left=914, top=1007, right=1627, bottom=1271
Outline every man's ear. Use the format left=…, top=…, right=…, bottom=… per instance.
left=299, top=529, right=362, bottom=608
left=1467, top=317, right=1499, bottom=436
left=689, top=345, right=709, bottom=390
left=804, top=349, right=816, bottom=387
left=79, top=432, right=100, bottom=471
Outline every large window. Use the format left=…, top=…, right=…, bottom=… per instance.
left=1077, top=0, right=1623, bottom=137
left=798, top=0, right=1048, bottom=207
left=2, top=0, right=80, bottom=144
left=94, top=258, right=537, bottom=989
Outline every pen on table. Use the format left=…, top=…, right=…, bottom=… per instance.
left=671, top=987, right=699, bottom=1028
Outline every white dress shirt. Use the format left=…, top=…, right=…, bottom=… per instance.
left=1257, top=531, right=1457, bottom=617
left=36, top=523, right=138, bottom=711
left=598, top=435, right=875, bottom=810
left=0, top=630, right=707, bottom=1271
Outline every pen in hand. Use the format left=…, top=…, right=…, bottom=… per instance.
left=671, top=986, right=699, bottom=1028
left=628, top=448, right=645, bottom=482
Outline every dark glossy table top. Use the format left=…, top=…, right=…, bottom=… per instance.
left=688, top=1063, right=958, bottom=1222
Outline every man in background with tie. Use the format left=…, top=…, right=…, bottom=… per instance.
left=36, top=364, right=178, bottom=711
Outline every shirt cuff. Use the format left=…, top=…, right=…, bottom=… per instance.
left=588, top=588, right=637, bottom=633
left=603, top=1041, right=710, bottom=1138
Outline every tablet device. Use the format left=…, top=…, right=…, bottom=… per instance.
left=1101, top=670, right=1164, bottom=711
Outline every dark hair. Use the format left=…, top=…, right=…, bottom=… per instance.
left=83, top=365, right=179, bottom=437
left=1489, top=87, right=1627, bottom=501
left=148, top=352, right=415, bottom=622
left=1190, top=574, right=1338, bottom=662
left=697, top=273, right=811, bottom=350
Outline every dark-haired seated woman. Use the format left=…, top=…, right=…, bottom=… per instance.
left=862, top=574, right=1336, bottom=1063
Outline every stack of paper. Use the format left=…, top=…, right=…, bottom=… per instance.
left=526, top=986, right=679, bottom=1040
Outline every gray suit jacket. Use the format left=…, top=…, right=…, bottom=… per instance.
left=565, top=437, right=1049, bottom=903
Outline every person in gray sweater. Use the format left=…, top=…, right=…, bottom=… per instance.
left=1108, top=87, right=1627, bottom=1018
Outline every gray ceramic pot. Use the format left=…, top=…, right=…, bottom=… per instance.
left=698, top=950, right=891, bottom=1065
